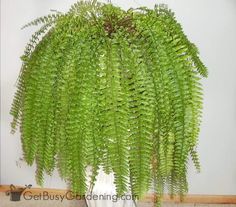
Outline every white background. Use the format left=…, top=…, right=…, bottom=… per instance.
left=1, top=0, right=236, bottom=195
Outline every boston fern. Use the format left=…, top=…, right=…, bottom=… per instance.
left=10, top=1, right=207, bottom=206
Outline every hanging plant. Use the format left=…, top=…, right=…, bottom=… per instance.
left=10, top=1, right=207, bottom=206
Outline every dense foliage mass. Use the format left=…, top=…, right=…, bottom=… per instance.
left=10, top=1, right=207, bottom=206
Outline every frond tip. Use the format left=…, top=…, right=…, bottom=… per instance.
left=10, top=1, right=207, bottom=206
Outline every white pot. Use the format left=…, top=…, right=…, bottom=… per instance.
left=86, top=168, right=136, bottom=207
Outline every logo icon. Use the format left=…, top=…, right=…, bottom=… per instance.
left=5, top=184, right=32, bottom=201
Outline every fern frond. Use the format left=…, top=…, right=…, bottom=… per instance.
left=21, top=13, right=62, bottom=30
left=119, top=37, right=155, bottom=197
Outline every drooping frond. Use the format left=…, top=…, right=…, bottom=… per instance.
left=21, top=13, right=62, bottom=29
left=10, top=1, right=207, bottom=206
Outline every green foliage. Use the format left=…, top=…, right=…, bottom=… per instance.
left=10, top=1, right=207, bottom=206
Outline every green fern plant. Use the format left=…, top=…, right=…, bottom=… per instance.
left=10, top=1, right=207, bottom=206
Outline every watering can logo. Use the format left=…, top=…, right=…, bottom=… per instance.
left=5, top=184, right=32, bottom=201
